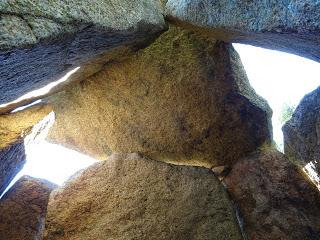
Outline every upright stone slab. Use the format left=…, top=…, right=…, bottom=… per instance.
left=0, top=0, right=166, bottom=105
left=166, top=0, right=320, bottom=62
left=47, top=26, right=272, bottom=168
left=0, top=176, right=57, bottom=240
left=44, top=153, right=242, bottom=240
left=283, top=86, right=320, bottom=189
left=0, top=104, right=53, bottom=195
left=224, top=150, right=320, bottom=240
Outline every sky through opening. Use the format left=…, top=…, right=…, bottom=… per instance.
left=233, top=43, right=320, bottom=150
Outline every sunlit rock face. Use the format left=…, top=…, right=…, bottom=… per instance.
left=283, top=86, right=320, bottom=189
left=0, top=175, right=57, bottom=240
left=224, top=150, right=320, bottom=240
left=0, top=0, right=166, bottom=104
left=0, top=104, right=53, bottom=195
left=165, top=0, right=320, bottom=62
left=44, top=153, right=242, bottom=240
left=47, top=26, right=272, bottom=168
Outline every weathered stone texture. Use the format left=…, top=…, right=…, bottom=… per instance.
left=47, top=26, right=272, bottom=168
left=0, top=176, right=57, bottom=240
left=0, top=0, right=166, bottom=104
left=44, top=153, right=242, bottom=240
left=166, top=0, right=320, bottom=62
left=224, top=150, right=320, bottom=240
left=0, top=104, right=53, bottom=195
left=283, top=86, right=320, bottom=189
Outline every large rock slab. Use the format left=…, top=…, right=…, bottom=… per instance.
left=224, top=150, right=320, bottom=240
left=47, top=26, right=272, bottom=168
left=0, top=0, right=166, bottom=104
left=44, top=153, right=242, bottom=240
left=283, top=86, right=320, bottom=189
left=166, top=0, right=320, bottom=62
left=0, top=104, right=53, bottom=195
left=0, top=175, right=57, bottom=240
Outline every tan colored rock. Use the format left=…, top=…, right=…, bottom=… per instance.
left=224, top=150, right=320, bottom=240
left=0, top=175, right=57, bottom=240
left=47, top=26, right=272, bottom=168
left=0, top=104, right=53, bottom=195
left=44, top=153, right=242, bottom=240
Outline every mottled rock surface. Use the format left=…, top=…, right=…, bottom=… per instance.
left=0, top=104, right=53, bottom=195
left=224, top=150, right=320, bottom=240
left=47, top=26, right=272, bottom=168
left=0, top=176, right=57, bottom=240
left=44, top=153, right=242, bottom=240
left=283, top=86, right=320, bottom=189
left=166, top=0, right=320, bottom=62
left=0, top=0, right=166, bottom=104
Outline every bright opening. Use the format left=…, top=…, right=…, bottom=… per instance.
left=1, top=111, right=97, bottom=198
left=233, top=44, right=320, bottom=150
left=18, top=142, right=97, bottom=185
left=0, top=67, right=80, bottom=114
left=2, top=141, right=97, bottom=198
left=234, top=44, right=320, bottom=190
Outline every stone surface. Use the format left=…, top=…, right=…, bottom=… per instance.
left=283, top=86, right=320, bottom=189
left=0, top=175, right=57, bottom=240
left=0, top=0, right=166, bottom=104
left=0, top=104, right=53, bottom=195
left=165, top=0, right=320, bottom=62
left=47, top=26, right=272, bottom=168
left=224, top=150, right=320, bottom=240
left=44, top=153, right=242, bottom=240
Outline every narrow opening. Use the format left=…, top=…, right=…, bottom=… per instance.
left=233, top=43, right=320, bottom=150
left=0, top=67, right=80, bottom=115
left=24, top=141, right=97, bottom=184
left=234, top=43, right=320, bottom=190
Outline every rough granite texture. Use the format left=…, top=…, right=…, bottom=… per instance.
left=283, top=86, right=320, bottom=189
left=0, top=104, right=53, bottom=196
left=0, top=175, right=57, bottom=240
left=0, top=0, right=166, bottom=104
left=44, top=153, right=242, bottom=240
left=47, top=26, right=272, bottom=168
left=224, top=150, right=320, bottom=240
left=165, top=0, right=320, bottom=62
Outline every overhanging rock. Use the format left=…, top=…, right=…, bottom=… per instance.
left=0, top=0, right=166, bottom=104
left=166, top=0, right=320, bottom=62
